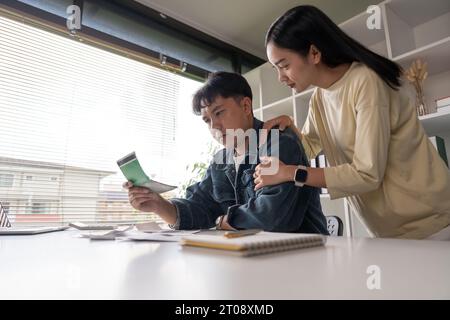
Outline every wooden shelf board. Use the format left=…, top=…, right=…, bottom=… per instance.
left=419, top=105, right=450, bottom=136
left=393, top=36, right=450, bottom=75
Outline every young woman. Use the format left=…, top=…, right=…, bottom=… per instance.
left=253, top=5, right=450, bottom=239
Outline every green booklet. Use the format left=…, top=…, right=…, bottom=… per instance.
left=117, top=152, right=176, bottom=194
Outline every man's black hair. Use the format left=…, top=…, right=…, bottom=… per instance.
left=192, top=71, right=253, bottom=115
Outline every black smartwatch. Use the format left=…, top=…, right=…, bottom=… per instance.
left=294, top=165, right=308, bottom=187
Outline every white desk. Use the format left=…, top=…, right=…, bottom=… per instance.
left=0, top=230, right=449, bottom=299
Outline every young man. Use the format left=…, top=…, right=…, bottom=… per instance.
left=125, top=72, right=328, bottom=234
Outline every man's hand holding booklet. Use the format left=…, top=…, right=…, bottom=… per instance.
left=117, top=151, right=176, bottom=193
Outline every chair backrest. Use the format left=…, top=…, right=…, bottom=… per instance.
left=326, top=215, right=343, bottom=236
left=0, top=201, right=12, bottom=228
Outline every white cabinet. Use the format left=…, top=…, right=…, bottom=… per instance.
left=244, top=0, right=450, bottom=238
left=385, top=0, right=450, bottom=60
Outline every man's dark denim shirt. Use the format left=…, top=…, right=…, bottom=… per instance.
left=170, top=118, right=328, bottom=234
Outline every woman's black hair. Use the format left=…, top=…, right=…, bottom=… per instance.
left=266, top=5, right=402, bottom=90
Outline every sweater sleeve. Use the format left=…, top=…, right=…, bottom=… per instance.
left=301, top=96, right=323, bottom=160
left=324, top=72, right=390, bottom=199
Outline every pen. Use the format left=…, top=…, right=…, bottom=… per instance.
left=224, top=229, right=262, bottom=238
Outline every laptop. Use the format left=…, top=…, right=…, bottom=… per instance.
left=0, top=202, right=69, bottom=235
left=0, top=225, right=69, bottom=235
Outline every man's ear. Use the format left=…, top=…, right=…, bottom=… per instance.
left=241, top=97, right=253, bottom=115
left=308, top=44, right=321, bottom=65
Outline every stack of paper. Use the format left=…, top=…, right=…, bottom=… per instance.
left=78, top=225, right=133, bottom=240
left=122, top=230, right=200, bottom=242
left=78, top=225, right=200, bottom=242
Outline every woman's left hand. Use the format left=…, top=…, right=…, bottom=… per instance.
left=259, top=115, right=295, bottom=147
left=253, top=157, right=296, bottom=190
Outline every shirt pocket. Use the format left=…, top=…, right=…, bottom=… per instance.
left=211, top=179, right=235, bottom=203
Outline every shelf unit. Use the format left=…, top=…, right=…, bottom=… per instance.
left=244, top=0, right=450, bottom=238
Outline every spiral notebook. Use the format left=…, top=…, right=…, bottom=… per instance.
left=181, top=232, right=326, bottom=257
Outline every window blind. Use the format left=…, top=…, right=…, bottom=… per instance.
left=0, top=13, right=208, bottom=227
left=6, top=0, right=265, bottom=78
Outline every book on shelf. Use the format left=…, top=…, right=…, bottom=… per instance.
left=429, top=136, right=448, bottom=168
left=436, top=96, right=450, bottom=109
left=181, top=231, right=327, bottom=257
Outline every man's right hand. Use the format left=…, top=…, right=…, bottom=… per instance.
left=123, top=181, right=162, bottom=212
left=123, top=181, right=178, bottom=225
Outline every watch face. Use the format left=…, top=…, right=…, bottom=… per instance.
left=295, top=168, right=308, bottom=183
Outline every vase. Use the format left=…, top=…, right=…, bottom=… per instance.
left=415, top=91, right=428, bottom=117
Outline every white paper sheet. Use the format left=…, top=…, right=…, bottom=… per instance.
left=121, top=230, right=200, bottom=242
left=79, top=228, right=200, bottom=241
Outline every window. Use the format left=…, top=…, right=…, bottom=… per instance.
left=3, top=0, right=264, bottom=76
left=0, top=13, right=214, bottom=226
left=0, top=174, right=14, bottom=187
left=31, top=203, right=47, bottom=214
